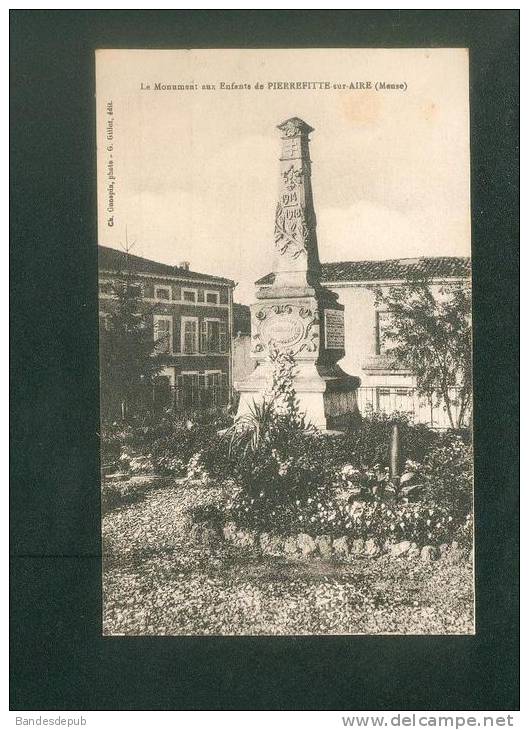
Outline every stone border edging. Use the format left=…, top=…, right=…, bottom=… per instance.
left=190, top=520, right=468, bottom=564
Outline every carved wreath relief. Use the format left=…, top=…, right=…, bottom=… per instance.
left=252, top=304, right=319, bottom=356
left=274, top=164, right=313, bottom=260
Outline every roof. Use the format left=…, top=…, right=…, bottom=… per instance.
left=98, top=245, right=234, bottom=286
left=233, top=302, right=251, bottom=335
left=256, top=256, right=471, bottom=286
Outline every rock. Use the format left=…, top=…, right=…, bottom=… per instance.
left=235, top=530, right=256, bottom=548
left=420, top=545, right=440, bottom=562
left=407, top=542, right=420, bottom=559
left=297, top=533, right=317, bottom=557
left=333, top=536, right=349, bottom=556
left=390, top=540, right=411, bottom=558
left=351, top=538, right=365, bottom=556
left=316, top=534, right=333, bottom=558
left=445, top=545, right=468, bottom=565
left=191, top=523, right=218, bottom=546
left=283, top=536, right=299, bottom=555
left=222, top=522, right=237, bottom=541
left=365, top=538, right=380, bottom=557
left=262, top=535, right=283, bottom=556
left=439, top=543, right=450, bottom=556
left=259, top=532, right=271, bottom=551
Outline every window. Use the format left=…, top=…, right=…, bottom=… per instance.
left=128, top=284, right=142, bottom=298
left=205, top=371, right=229, bottom=405
left=377, top=387, right=414, bottom=416
left=178, top=371, right=199, bottom=409
left=375, top=311, right=395, bottom=354
left=206, top=371, right=221, bottom=388
left=206, top=291, right=219, bottom=305
left=153, top=315, right=173, bottom=353
left=154, top=286, right=171, bottom=301
left=183, top=289, right=196, bottom=303
left=200, top=319, right=228, bottom=353
left=181, top=317, right=198, bottom=353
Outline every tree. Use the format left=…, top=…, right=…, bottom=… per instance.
left=99, top=266, right=164, bottom=421
left=373, top=278, right=472, bottom=429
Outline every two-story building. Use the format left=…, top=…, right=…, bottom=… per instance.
left=257, top=256, right=471, bottom=428
left=98, top=245, right=235, bottom=410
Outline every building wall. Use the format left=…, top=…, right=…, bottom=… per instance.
left=328, top=280, right=470, bottom=429
left=232, top=333, right=254, bottom=385
left=98, top=272, right=233, bottom=393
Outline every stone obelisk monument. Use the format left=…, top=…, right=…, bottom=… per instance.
left=235, top=117, right=359, bottom=429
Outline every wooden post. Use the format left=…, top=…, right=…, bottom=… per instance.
left=389, top=421, right=401, bottom=480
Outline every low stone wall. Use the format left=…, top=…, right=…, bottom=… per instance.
left=190, top=520, right=469, bottom=564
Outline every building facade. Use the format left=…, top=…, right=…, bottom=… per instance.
left=98, top=245, right=235, bottom=411
left=257, top=256, right=471, bottom=428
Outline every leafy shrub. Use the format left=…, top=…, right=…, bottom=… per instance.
left=101, top=409, right=233, bottom=477
left=325, top=412, right=440, bottom=471
left=419, top=433, right=473, bottom=520
left=100, top=421, right=133, bottom=466
left=224, top=484, right=462, bottom=546
left=335, top=462, right=424, bottom=504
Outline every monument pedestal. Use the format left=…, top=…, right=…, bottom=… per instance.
left=236, top=286, right=359, bottom=430
left=235, top=117, right=359, bottom=430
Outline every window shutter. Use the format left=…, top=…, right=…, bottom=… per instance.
left=173, top=317, right=181, bottom=353
left=198, top=289, right=205, bottom=303
left=222, top=373, right=229, bottom=404
left=200, top=320, right=207, bottom=352
left=219, top=321, right=227, bottom=353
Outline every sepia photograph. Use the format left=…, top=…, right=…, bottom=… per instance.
left=96, top=48, right=474, bottom=636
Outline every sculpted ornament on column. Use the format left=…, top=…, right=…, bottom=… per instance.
left=272, top=117, right=317, bottom=268
left=252, top=304, right=319, bottom=356
left=274, top=170, right=313, bottom=260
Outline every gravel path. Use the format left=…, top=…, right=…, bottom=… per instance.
left=102, top=482, right=474, bottom=635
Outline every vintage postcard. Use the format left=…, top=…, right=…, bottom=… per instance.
left=96, top=49, right=473, bottom=636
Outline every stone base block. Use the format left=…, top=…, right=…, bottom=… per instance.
left=236, top=362, right=360, bottom=431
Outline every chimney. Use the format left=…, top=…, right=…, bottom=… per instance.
left=179, top=261, right=190, bottom=271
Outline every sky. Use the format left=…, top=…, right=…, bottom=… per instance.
left=96, top=49, right=470, bottom=304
